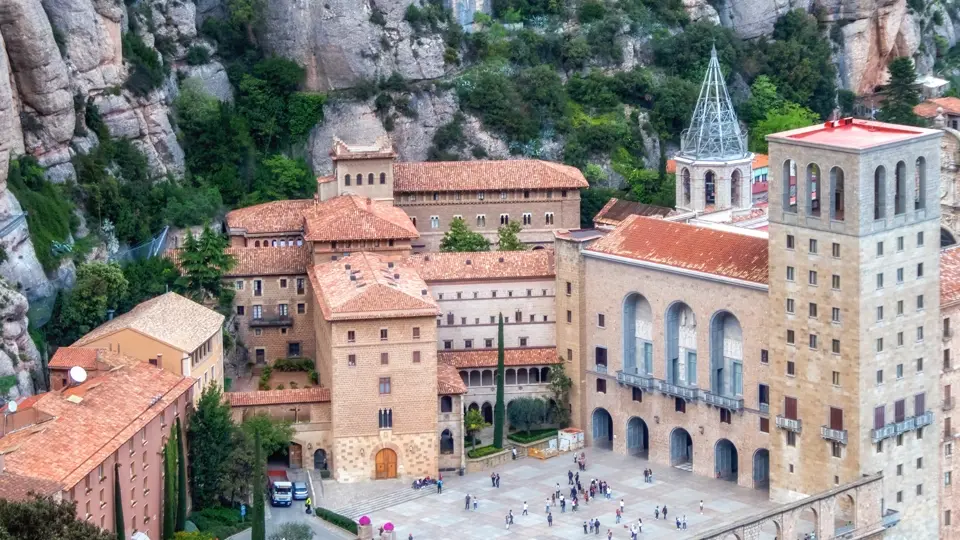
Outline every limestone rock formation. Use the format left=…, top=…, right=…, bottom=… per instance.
left=181, top=60, right=234, bottom=102
left=682, top=0, right=720, bottom=25
left=0, top=278, right=43, bottom=400
left=94, top=89, right=186, bottom=177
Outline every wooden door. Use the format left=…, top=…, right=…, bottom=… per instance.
left=289, top=443, right=302, bottom=469
left=375, top=449, right=397, bottom=479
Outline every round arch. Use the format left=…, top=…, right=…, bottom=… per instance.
left=313, top=448, right=328, bottom=470
left=665, top=301, right=696, bottom=385
left=731, top=168, right=742, bottom=207
left=440, top=429, right=455, bottom=455
left=481, top=402, right=493, bottom=424
left=835, top=493, right=856, bottom=533
left=708, top=310, right=743, bottom=396
left=705, top=169, right=717, bottom=205
left=714, top=438, right=738, bottom=482
left=758, top=520, right=780, bottom=539
left=797, top=506, right=819, bottom=539
left=623, top=292, right=654, bottom=376
left=670, top=427, right=693, bottom=468
left=752, top=448, right=770, bottom=490
left=592, top=407, right=613, bottom=450
left=626, top=417, right=649, bottom=457
left=681, top=168, right=691, bottom=207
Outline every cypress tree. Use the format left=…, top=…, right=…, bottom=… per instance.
left=493, top=313, right=505, bottom=449
left=251, top=431, right=265, bottom=540
left=162, top=430, right=177, bottom=539
left=113, top=463, right=125, bottom=540
left=175, top=418, right=187, bottom=531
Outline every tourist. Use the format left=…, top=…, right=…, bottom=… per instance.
left=637, top=517, right=643, bottom=532
left=700, top=500, right=704, bottom=514
left=505, top=514, right=511, bottom=530
left=620, top=498, right=625, bottom=514
left=512, top=447, right=517, bottom=460
left=437, top=478, right=442, bottom=494
left=496, top=473, right=501, bottom=488
left=556, top=482, right=562, bottom=498
left=465, top=494, right=471, bottom=511
left=648, top=468, right=654, bottom=483
left=575, top=471, right=580, bottom=484
left=615, top=508, right=621, bottom=524
left=548, top=512, right=553, bottom=527
left=662, top=505, right=668, bottom=521
left=491, top=472, right=496, bottom=487
left=594, top=517, right=600, bottom=535
left=473, top=496, right=478, bottom=511
left=584, top=520, right=589, bottom=534
left=676, top=516, right=681, bottom=530
left=571, top=486, right=577, bottom=499
left=607, top=529, right=613, bottom=540
left=569, top=470, right=575, bottom=484
left=523, top=501, right=528, bottom=515
left=560, top=495, right=566, bottom=513
left=546, top=498, right=551, bottom=514
left=682, top=515, right=687, bottom=530
left=509, top=510, right=514, bottom=525
left=654, top=506, right=659, bottom=520
left=572, top=498, right=578, bottom=512
left=643, top=469, right=648, bottom=483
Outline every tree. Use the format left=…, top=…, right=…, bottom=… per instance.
left=878, top=56, right=922, bottom=126
left=440, top=217, right=490, bottom=252
left=114, top=463, right=125, bottom=540
left=241, top=414, right=294, bottom=456
left=175, top=418, right=187, bottom=532
left=247, top=155, right=315, bottom=204
left=624, top=168, right=673, bottom=208
left=749, top=102, right=820, bottom=154
left=120, top=257, right=181, bottom=313
left=507, top=397, right=547, bottom=434
left=176, top=225, right=236, bottom=304
left=464, top=408, right=486, bottom=450
left=740, top=76, right=782, bottom=125
left=548, top=363, right=574, bottom=427
left=251, top=431, right=266, bottom=540
left=493, top=313, right=506, bottom=449
left=174, top=533, right=216, bottom=540
left=163, top=426, right=179, bottom=539
left=188, top=385, right=235, bottom=509
left=497, top=221, right=525, bottom=251
left=268, top=523, right=314, bottom=540
left=227, top=0, right=264, bottom=44
left=0, top=496, right=113, bottom=540
left=579, top=187, right=621, bottom=228
left=48, top=262, right=129, bottom=346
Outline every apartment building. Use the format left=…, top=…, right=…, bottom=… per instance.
left=0, top=359, right=193, bottom=539
left=71, top=292, right=225, bottom=398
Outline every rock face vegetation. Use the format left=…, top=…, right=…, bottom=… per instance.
left=0, top=0, right=957, bottom=398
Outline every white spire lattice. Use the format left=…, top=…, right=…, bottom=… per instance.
left=679, top=46, right=749, bottom=161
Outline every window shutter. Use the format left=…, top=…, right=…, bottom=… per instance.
left=895, top=400, right=906, bottom=423
left=785, top=397, right=798, bottom=420
left=830, top=407, right=843, bottom=430
left=874, top=406, right=885, bottom=430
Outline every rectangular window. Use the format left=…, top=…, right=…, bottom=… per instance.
left=895, top=399, right=906, bottom=423
left=379, top=377, right=391, bottom=394
left=567, top=310, right=572, bottom=323
left=877, top=273, right=884, bottom=289
left=808, top=270, right=817, bottom=285
left=236, top=306, right=245, bottom=316
left=787, top=361, right=796, bottom=376
left=786, top=298, right=795, bottom=313
left=252, top=305, right=262, bottom=319
left=279, top=278, right=288, bottom=288
left=786, top=266, right=795, bottom=281
left=675, top=397, right=686, bottom=413
left=297, top=303, right=305, bottom=314
left=831, top=274, right=840, bottom=289
left=278, top=303, right=288, bottom=317
left=787, top=330, right=795, bottom=345
left=486, top=339, right=494, bottom=348
left=787, top=431, right=796, bottom=447
left=598, top=313, right=605, bottom=327
left=380, top=328, right=388, bottom=341
left=897, top=268, right=904, bottom=283
left=235, top=280, right=244, bottom=290
left=687, top=351, right=697, bottom=385
left=877, top=369, right=884, bottom=385
left=832, top=307, right=840, bottom=322
left=733, top=362, right=743, bottom=395
left=253, top=280, right=262, bottom=296
left=918, top=231, right=925, bottom=246
left=897, top=300, right=904, bottom=315
left=877, top=241, right=884, bottom=256
left=786, top=234, right=795, bottom=249
left=443, top=340, right=452, bottom=349
left=720, top=408, right=732, bottom=424
left=809, top=334, right=818, bottom=349
left=347, top=330, right=355, bottom=343
left=832, top=243, right=840, bottom=257
left=380, top=352, right=389, bottom=365
left=809, top=303, right=817, bottom=318
left=287, top=342, right=301, bottom=357
left=832, top=442, right=842, bottom=458
left=917, top=295, right=925, bottom=310
left=832, top=339, right=840, bottom=354
left=378, top=408, right=393, bottom=429
left=760, top=417, right=770, bottom=433
left=596, top=379, right=606, bottom=393
left=296, top=278, right=305, bottom=294
left=918, top=263, right=925, bottom=278
left=348, top=354, right=356, bottom=367
left=877, top=338, right=884, bottom=352
left=918, top=326, right=925, bottom=342
left=874, top=405, right=885, bottom=429
left=832, top=371, right=840, bottom=385
left=595, top=347, right=608, bottom=367
left=632, top=387, right=642, bottom=402
left=897, top=364, right=904, bottom=379
left=809, top=238, right=817, bottom=253
left=898, top=332, right=904, bottom=347
left=761, top=349, right=769, bottom=364
left=897, top=236, right=904, bottom=251
left=519, top=337, right=528, bottom=347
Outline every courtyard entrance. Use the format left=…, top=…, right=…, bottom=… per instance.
left=714, top=438, right=738, bottom=482
left=753, top=448, right=770, bottom=490
left=592, top=408, right=613, bottom=449
left=670, top=427, right=693, bottom=470
left=626, top=416, right=649, bottom=457
left=375, top=448, right=397, bottom=479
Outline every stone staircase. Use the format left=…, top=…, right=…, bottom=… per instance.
left=330, top=486, right=437, bottom=520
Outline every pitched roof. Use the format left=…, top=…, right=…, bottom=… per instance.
left=0, top=471, right=63, bottom=501
left=303, top=195, right=419, bottom=242
left=48, top=347, right=99, bottom=369
left=752, top=153, right=769, bottom=169
left=406, top=250, right=554, bottom=282
left=225, top=200, right=315, bottom=235
left=437, top=361, right=467, bottom=395
left=586, top=215, right=769, bottom=285
left=225, top=387, right=330, bottom=407
left=0, top=362, right=192, bottom=489
left=679, top=46, right=749, bottom=161
left=393, top=160, right=588, bottom=192
left=73, top=292, right=224, bottom=353
left=593, top=198, right=675, bottom=228
left=439, top=347, right=561, bottom=369
left=915, top=97, right=960, bottom=118
left=308, top=253, right=439, bottom=321
left=942, top=246, right=960, bottom=308
left=223, top=246, right=312, bottom=277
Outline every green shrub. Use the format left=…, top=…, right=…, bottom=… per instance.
left=467, top=445, right=504, bottom=458
left=123, top=31, right=168, bottom=96
left=188, top=506, right=243, bottom=537
left=287, top=92, right=326, bottom=140
left=273, top=357, right=314, bottom=372
left=370, top=6, right=387, bottom=26
left=308, top=370, right=319, bottom=384
left=258, top=365, right=273, bottom=390
left=0, top=375, right=17, bottom=395
left=578, top=0, right=607, bottom=23
left=507, top=428, right=557, bottom=444
left=186, top=45, right=211, bottom=66
left=314, top=507, right=358, bottom=534
left=7, top=157, right=75, bottom=271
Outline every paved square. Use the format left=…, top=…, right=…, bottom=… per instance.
left=364, top=449, right=778, bottom=539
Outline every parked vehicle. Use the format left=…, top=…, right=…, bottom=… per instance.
left=293, top=482, right=309, bottom=500
left=268, top=470, right=293, bottom=507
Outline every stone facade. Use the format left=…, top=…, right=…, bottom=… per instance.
left=674, top=157, right=753, bottom=212
left=231, top=273, right=317, bottom=365
left=940, top=297, right=960, bottom=537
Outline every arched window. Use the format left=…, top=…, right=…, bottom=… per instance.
left=380, top=172, right=387, bottom=184
left=506, top=369, right=516, bottom=385
left=731, top=169, right=742, bottom=207
left=345, top=174, right=351, bottom=186
left=705, top=171, right=716, bottom=205
left=271, top=240, right=277, bottom=247
left=254, top=240, right=261, bottom=247
left=895, top=161, right=906, bottom=215
left=530, top=369, right=540, bottom=383
left=469, top=371, right=481, bottom=387
left=830, top=167, right=845, bottom=221
left=459, top=371, right=468, bottom=386
left=411, top=216, right=417, bottom=227
left=806, top=164, right=820, bottom=217
left=517, top=368, right=528, bottom=384
left=541, top=367, right=550, bottom=381
left=682, top=168, right=691, bottom=207
left=782, top=160, right=797, bottom=213
left=481, top=370, right=493, bottom=386
left=915, top=157, right=926, bottom=210
left=440, top=396, right=453, bottom=413
left=368, top=173, right=375, bottom=185
left=440, top=429, right=454, bottom=454
left=874, top=166, right=886, bottom=220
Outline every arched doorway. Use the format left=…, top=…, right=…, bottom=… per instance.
left=440, top=429, right=454, bottom=455
left=592, top=408, right=613, bottom=449
left=626, top=417, right=649, bottom=457
left=289, top=442, right=303, bottom=468
left=375, top=448, right=398, bottom=479
left=714, top=439, right=738, bottom=481
left=797, top=507, right=818, bottom=539
left=481, top=402, right=493, bottom=424
left=757, top=520, right=780, bottom=540
left=670, top=428, right=693, bottom=469
left=314, top=449, right=328, bottom=471
left=752, top=449, right=769, bottom=490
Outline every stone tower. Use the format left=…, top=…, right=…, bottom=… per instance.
left=674, top=46, right=753, bottom=212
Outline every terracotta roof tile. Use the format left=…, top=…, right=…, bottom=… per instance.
left=915, top=97, right=960, bottom=118
left=586, top=215, right=769, bottom=285
left=303, top=195, right=419, bottom=242
left=0, top=362, right=192, bottom=489
left=226, top=387, right=330, bottom=407
left=439, top=347, right=561, bottom=369
left=222, top=246, right=312, bottom=277
left=48, top=347, right=99, bottom=369
left=74, top=292, right=224, bottom=353
left=437, top=361, right=467, bottom=394
left=393, top=160, right=588, bottom=192
left=309, top=253, right=439, bottom=321
left=942, top=246, right=960, bottom=307
left=666, top=159, right=677, bottom=174
left=406, top=251, right=554, bottom=282
left=752, top=154, right=769, bottom=169
left=225, top=200, right=315, bottom=235
left=0, top=471, right=62, bottom=501
left=593, top=198, right=675, bottom=227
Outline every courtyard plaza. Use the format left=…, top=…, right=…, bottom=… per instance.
left=357, top=449, right=782, bottom=539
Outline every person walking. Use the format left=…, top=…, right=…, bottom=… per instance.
left=575, top=471, right=580, bottom=484
left=662, top=505, right=668, bottom=521
left=682, top=515, right=687, bottom=530
left=509, top=510, right=514, bottom=525
left=654, top=506, right=659, bottom=520
left=584, top=520, right=589, bottom=534
left=569, top=470, right=575, bottom=485
left=700, top=500, right=704, bottom=514
left=548, top=512, right=554, bottom=527
left=648, top=468, right=654, bottom=483
left=620, top=498, right=625, bottom=514
left=676, top=516, right=681, bottom=530
left=465, top=494, right=471, bottom=510
left=615, top=508, right=621, bottom=524
left=607, top=529, right=613, bottom=540
left=560, top=495, right=566, bottom=513
left=505, top=514, right=511, bottom=530
left=473, top=496, right=478, bottom=511
left=305, top=496, right=312, bottom=514
left=491, top=472, right=496, bottom=487
left=594, top=517, right=600, bottom=535
left=571, top=486, right=577, bottom=500
left=496, top=473, right=501, bottom=488
left=512, top=447, right=518, bottom=460
left=522, top=501, right=528, bottom=515
left=545, top=498, right=551, bottom=514
left=437, top=478, right=442, bottom=494
left=556, top=482, right=562, bottom=498
left=637, top=517, right=643, bottom=533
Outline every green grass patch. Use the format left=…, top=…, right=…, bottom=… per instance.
left=7, top=157, right=76, bottom=272
left=314, top=507, right=358, bottom=534
left=508, top=428, right=558, bottom=444
left=467, top=445, right=504, bottom=459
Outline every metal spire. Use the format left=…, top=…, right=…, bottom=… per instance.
left=679, top=45, right=749, bottom=161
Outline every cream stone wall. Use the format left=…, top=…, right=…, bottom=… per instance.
left=554, top=236, right=591, bottom=431
left=231, top=274, right=317, bottom=365
left=438, top=394, right=464, bottom=472
left=674, top=157, right=753, bottom=212
left=942, top=304, right=960, bottom=538
left=330, top=157, right=396, bottom=203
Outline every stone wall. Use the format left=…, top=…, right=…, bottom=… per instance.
left=231, top=274, right=318, bottom=368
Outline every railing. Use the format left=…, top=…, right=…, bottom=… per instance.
left=883, top=509, right=901, bottom=528
left=759, top=402, right=770, bottom=414
left=945, top=328, right=955, bottom=341
left=820, top=426, right=848, bottom=444
left=594, top=363, right=608, bottom=374
left=701, top=391, right=744, bottom=411
left=658, top=381, right=699, bottom=400
left=616, top=370, right=656, bottom=390
left=872, top=411, right=933, bottom=442
left=945, top=397, right=955, bottom=412
left=775, top=415, right=802, bottom=433
left=871, top=424, right=895, bottom=442
left=250, top=315, right=293, bottom=328
left=916, top=410, right=934, bottom=427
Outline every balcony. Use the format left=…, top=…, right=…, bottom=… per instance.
left=945, top=328, right=954, bottom=342
left=872, top=411, right=934, bottom=442
left=945, top=397, right=955, bottom=412
left=594, top=363, right=608, bottom=374
left=250, top=315, right=293, bottom=328
left=657, top=380, right=699, bottom=400
left=701, top=391, right=744, bottom=411
left=775, top=415, right=802, bottom=433
left=915, top=410, right=934, bottom=427
left=882, top=509, right=901, bottom=529
left=820, top=426, right=848, bottom=444
left=759, top=402, right=770, bottom=414
left=871, top=424, right=895, bottom=442
left=616, top=370, right=656, bottom=390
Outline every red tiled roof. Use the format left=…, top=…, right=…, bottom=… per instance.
left=407, top=251, right=554, bottom=282
left=942, top=246, right=960, bottom=307
left=593, top=198, right=675, bottom=227
left=223, top=246, right=312, bottom=277
left=439, top=347, right=561, bottom=369
left=0, top=471, right=62, bottom=501
left=226, top=387, right=330, bottom=407
left=437, top=361, right=467, bottom=395
left=0, top=362, right=193, bottom=489
left=752, top=154, right=769, bottom=169
left=666, top=159, right=676, bottom=174
left=225, top=200, right=315, bottom=235
left=915, top=97, right=960, bottom=118
left=48, top=347, right=99, bottom=369
left=309, top=252, right=439, bottom=321
left=393, top=160, right=588, bottom=192
left=303, top=195, right=419, bottom=242
left=586, top=215, right=769, bottom=285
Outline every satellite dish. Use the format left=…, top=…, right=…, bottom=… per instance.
left=69, top=366, right=88, bottom=384
left=5, top=401, right=16, bottom=413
